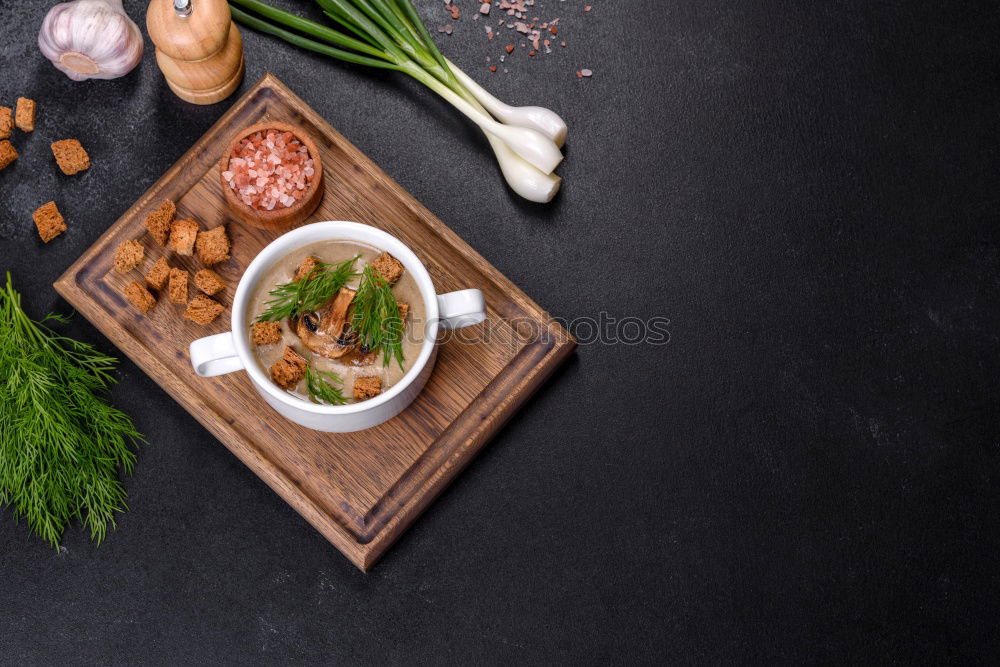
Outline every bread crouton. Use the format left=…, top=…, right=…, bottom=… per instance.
left=294, top=255, right=321, bottom=281
left=144, top=199, right=175, bottom=246
left=32, top=201, right=66, bottom=243
left=353, top=376, right=382, bottom=401
left=270, top=345, right=307, bottom=390
left=371, top=252, right=404, bottom=284
left=396, top=301, right=409, bottom=322
left=0, top=107, right=11, bottom=139
left=183, top=294, right=224, bottom=325
left=167, top=268, right=188, bottom=304
left=194, top=269, right=226, bottom=295
left=195, top=225, right=230, bottom=266
left=113, top=239, right=144, bottom=273
left=0, top=140, right=18, bottom=170
left=251, top=321, right=282, bottom=346
left=124, top=280, right=156, bottom=314
left=15, top=98, right=35, bottom=132
left=145, top=257, right=171, bottom=291
left=51, top=139, right=89, bottom=175
left=167, top=218, right=199, bottom=256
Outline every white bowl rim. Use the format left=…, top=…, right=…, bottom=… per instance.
left=230, top=221, right=440, bottom=415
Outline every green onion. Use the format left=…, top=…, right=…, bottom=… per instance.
left=228, top=0, right=566, bottom=202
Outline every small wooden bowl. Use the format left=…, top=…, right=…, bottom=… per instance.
left=219, top=121, right=324, bottom=231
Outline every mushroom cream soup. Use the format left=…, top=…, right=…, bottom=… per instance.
left=247, top=240, right=425, bottom=404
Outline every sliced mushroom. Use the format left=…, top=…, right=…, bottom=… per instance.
left=339, top=344, right=378, bottom=366
left=294, top=287, right=357, bottom=358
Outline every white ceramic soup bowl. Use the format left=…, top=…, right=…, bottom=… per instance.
left=189, top=221, right=485, bottom=432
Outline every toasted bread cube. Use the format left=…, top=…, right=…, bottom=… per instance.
left=167, top=218, right=199, bottom=256
left=113, top=239, right=144, bottom=273
left=194, top=269, right=226, bottom=295
left=251, top=321, right=282, bottom=346
left=15, top=98, right=35, bottom=132
left=371, top=252, right=404, bottom=284
left=51, top=139, right=89, bottom=175
left=396, top=301, right=409, bottom=322
left=183, top=294, right=224, bottom=325
left=145, top=257, right=171, bottom=291
left=0, top=140, right=17, bottom=170
left=294, top=255, right=321, bottom=281
left=270, top=345, right=307, bottom=389
left=195, top=225, right=230, bottom=266
left=144, top=199, right=175, bottom=246
left=32, top=201, right=66, bottom=243
left=353, top=376, right=382, bottom=401
left=167, top=268, right=188, bottom=304
left=0, top=107, right=11, bottom=139
left=124, top=280, right=156, bottom=314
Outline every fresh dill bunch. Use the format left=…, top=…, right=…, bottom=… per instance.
left=304, top=367, right=349, bottom=405
left=0, top=273, right=143, bottom=549
left=257, top=255, right=360, bottom=322
left=350, top=265, right=405, bottom=369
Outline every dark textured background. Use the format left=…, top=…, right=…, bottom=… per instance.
left=2, top=1, right=999, bottom=664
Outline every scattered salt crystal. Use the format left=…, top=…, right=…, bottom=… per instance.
left=440, top=0, right=577, bottom=73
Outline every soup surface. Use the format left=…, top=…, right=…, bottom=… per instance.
left=247, top=240, right=425, bottom=403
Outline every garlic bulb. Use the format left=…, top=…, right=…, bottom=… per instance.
left=38, top=0, right=144, bottom=81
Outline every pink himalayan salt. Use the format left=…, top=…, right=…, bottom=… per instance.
left=222, top=130, right=315, bottom=211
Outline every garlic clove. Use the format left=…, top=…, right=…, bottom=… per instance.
left=38, top=0, right=144, bottom=82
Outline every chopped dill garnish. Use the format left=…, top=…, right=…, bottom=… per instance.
left=304, top=367, right=349, bottom=405
left=256, top=255, right=360, bottom=322
left=350, top=265, right=405, bottom=369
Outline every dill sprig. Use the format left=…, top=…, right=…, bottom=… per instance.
left=304, top=367, right=349, bottom=405
left=0, top=273, right=143, bottom=548
left=257, top=255, right=360, bottom=322
left=350, top=265, right=405, bottom=369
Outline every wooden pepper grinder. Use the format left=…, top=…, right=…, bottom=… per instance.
left=147, top=0, right=245, bottom=105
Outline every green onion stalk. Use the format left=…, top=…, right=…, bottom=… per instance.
left=228, top=0, right=567, bottom=202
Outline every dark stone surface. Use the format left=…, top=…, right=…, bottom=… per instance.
left=2, top=1, right=999, bottom=664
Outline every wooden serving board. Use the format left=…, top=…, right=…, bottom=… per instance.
left=54, top=74, right=574, bottom=571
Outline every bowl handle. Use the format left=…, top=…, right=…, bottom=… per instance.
left=437, top=289, right=486, bottom=330
left=190, top=332, right=245, bottom=377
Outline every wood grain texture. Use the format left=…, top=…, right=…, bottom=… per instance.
left=54, top=74, right=575, bottom=571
